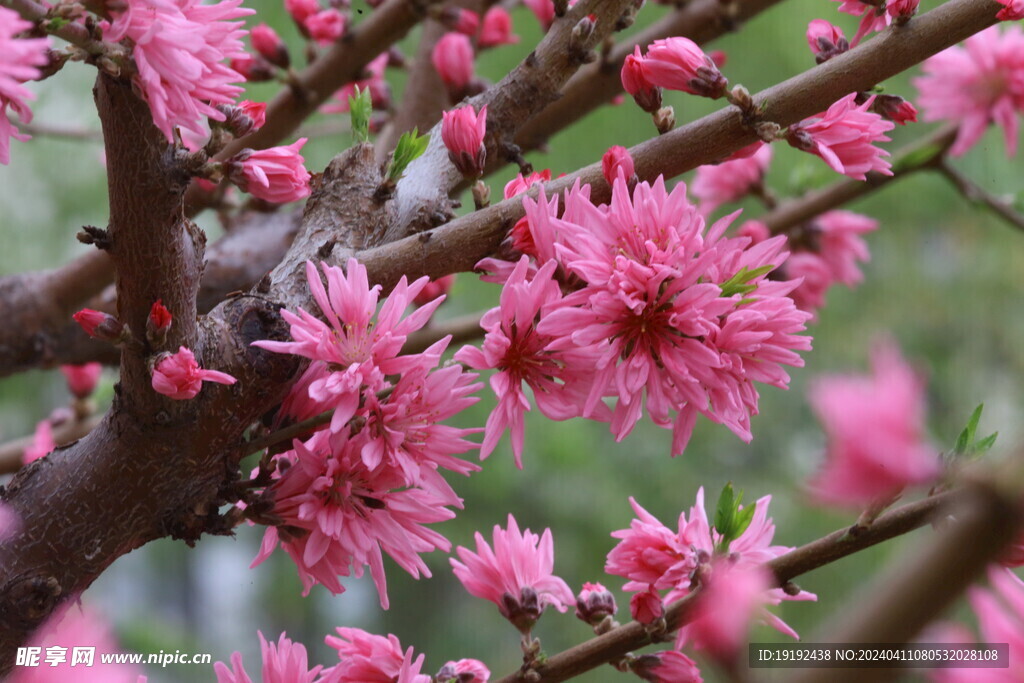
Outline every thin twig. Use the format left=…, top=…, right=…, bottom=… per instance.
left=243, top=410, right=334, bottom=456
left=937, top=160, right=1024, bottom=234
left=17, top=123, right=102, bottom=141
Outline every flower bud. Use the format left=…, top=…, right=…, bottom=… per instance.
left=629, top=588, right=663, bottom=624
left=886, top=0, right=919, bottom=21
left=285, top=0, right=320, bottom=26
left=806, top=19, right=848, bottom=63
left=305, top=9, right=346, bottom=46
left=216, top=100, right=267, bottom=138
left=432, top=32, right=475, bottom=97
left=251, top=24, right=290, bottom=69
left=641, top=37, right=728, bottom=98
left=435, top=659, right=490, bottom=683
left=621, top=46, right=661, bottom=113
left=73, top=309, right=125, bottom=343
left=869, top=94, right=918, bottom=125
left=441, top=105, right=487, bottom=177
left=147, top=299, right=173, bottom=346
left=653, top=106, right=675, bottom=134
left=60, top=363, right=102, bottom=400
left=231, top=53, right=276, bottom=82
left=438, top=7, right=479, bottom=35
left=601, top=145, right=635, bottom=186
left=575, top=582, right=617, bottom=625
left=479, top=7, right=518, bottom=48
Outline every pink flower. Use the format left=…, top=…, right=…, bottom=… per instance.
left=23, top=419, right=54, bottom=465
left=250, top=23, right=289, bottom=68
left=441, top=105, right=487, bottom=177
left=632, top=651, right=703, bottom=683
left=638, top=37, right=727, bottom=98
left=995, top=0, right=1024, bottom=20
left=504, top=169, right=552, bottom=200
left=784, top=253, right=833, bottom=313
left=871, top=94, right=918, bottom=125
left=324, top=628, right=430, bottom=683
left=450, top=514, right=574, bottom=632
left=151, top=346, right=237, bottom=400
left=529, top=175, right=810, bottom=453
left=478, top=7, right=518, bottom=48
left=523, top=0, right=555, bottom=30
left=692, top=142, right=772, bottom=215
left=60, top=363, right=103, bottom=400
left=228, top=138, right=311, bottom=204
left=322, top=52, right=390, bottom=113
left=605, top=497, right=689, bottom=591
left=436, top=659, right=490, bottom=683
left=630, top=587, right=664, bottom=624
left=103, top=0, right=253, bottom=142
left=575, top=581, right=617, bottom=624
left=9, top=602, right=142, bottom=682
left=887, top=0, right=919, bottom=20
left=285, top=0, right=321, bottom=26
left=601, top=145, right=635, bottom=185
left=455, top=258, right=598, bottom=467
left=305, top=9, right=346, bottom=46
left=413, top=274, right=455, bottom=306
left=252, top=258, right=445, bottom=434
left=807, top=342, right=940, bottom=508
left=913, top=26, right=1024, bottom=157
left=214, top=631, right=322, bottom=683
left=684, top=564, right=773, bottom=660
left=787, top=93, right=894, bottom=180
left=0, top=7, right=49, bottom=165
left=832, top=0, right=891, bottom=45
left=432, top=32, right=474, bottom=94
left=806, top=19, right=848, bottom=63
left=72, top=308, right=124, bottom=341
left=621, top=46, right=661, bottom=113
left=812, top=209, right=878, bottom=286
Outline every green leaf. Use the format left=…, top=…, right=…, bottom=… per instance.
left=714, top=482, right=736, bottom=540
left=733, top=504, right=756, bottom=539
left=47, top=16, right=70, bottom=29
left=954, top=404, right=984, bottom=455
left=386, top=128, right=429, bottom=182
left=974, top=432, right=998, bottom=454
left=349, top=86, right=372, bottom=144
left=720, top=265, right=774, bottom=298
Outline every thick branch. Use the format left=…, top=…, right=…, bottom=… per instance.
left=355, top=0, right=1002, bottom=292
left=495, top=491, right=955, bottom=683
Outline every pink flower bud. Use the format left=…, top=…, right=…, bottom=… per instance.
left=147, top=298, right=173, bottom=344
left=621, top=46, right=661, bottom=113
left=441, top=105, right=487, bottom=177
left=886, top=0, right=919, bottom=20
left=305, top=9, right=346, bottom=46
left=640, top=37, right=728, bottom=98
left=227, top=138, right=312, bottom=204
left=806, top=19, right=848, bottom=63
left=231, top=53, right=276, bottom=82
left=995, top=0, right=1024, bottom=20
left=870, top=94, right=918, bottom=125
left=152, top=346, right=237, bottom=400
left=413, top=275, right=455, bottom=307
left=601, top=145, right=635, bottom=185
left=441, top=7, right=479, bottom=35
left=504, top=169, right=551, bottom=199
left=216, top=100, right=267, bottom=137
left=431, top=32, right=475, bottom=94
left=738, top=220, right=770, bottom=244
left=479, top=7, right=518, bottom=48
left=575, top=582, right=617, bottom=625
left=251, top=24, right=290, bottom=69
left=630, top=588, right=663, bottom=624
left=285, top=0, right=321, bottom=25
left=436, top=659, right=490, bottom=683
left=23, top=419, right=55, bottom=465
left=239, top=100, right=267, bottom=130
left=523, top=0, right=555, bottom=30
left=632, top=651, right=702, bottom=683
left=60, top=363, right=102, bottom=400
left=72, top=308, right=124, bottom=342
left=709, top=49, right=727, bottom=67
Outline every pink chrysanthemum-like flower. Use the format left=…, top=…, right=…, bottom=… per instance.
left=152, top=346, right=237, bottom=400
left=638, top=37, right=727, bottom=98
left=692, top=142, right=772, bottom=215
left=807, top=342, right=940, bottom=508
left=606, top=490, right=815, bottom=644
left=104, top=0, right=253, bottom=142
left=455, top=258, right=599, bottom=468
left=479, top=7, right=518, bottom=48
left=325, top=628, right=430, bottom=683
left=441, top=105, right=487, bottom=177
left=436, top=659, right=490, bottom=683
left=227, top=138, right=311, bottom=204
left=0, top=7, right=49, bottom=165
left=214, top=631, right=322, bottom=683
left=913, top=26, right=1024, bottom=157
left=788, top=93, right=894, bottom=180
left=253, top=258, right=445, bottom=433
left=524, top=175, right=810, bottom=454
left=432, top=32, right=474, bottom=92
left=450, top=514, right=575, bottom=632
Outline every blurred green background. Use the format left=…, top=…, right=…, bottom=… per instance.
left=0, top=0, right=1021, bottom=680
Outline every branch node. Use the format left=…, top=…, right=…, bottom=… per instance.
left=76, top=225, right=111, bottom=250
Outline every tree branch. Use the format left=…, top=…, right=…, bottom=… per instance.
left=937, top=160, right=1024, bottom=234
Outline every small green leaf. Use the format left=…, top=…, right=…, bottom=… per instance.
left=386, top=128, right=429, bottom=182
left=954, top=404, right=984, bottom=455
left=974, top=432, right=998, bottom=454
left=47, top=16, right=70, bottom=29
left=733, top=504, right=756, bottom=539
left=720, top=265, right=774, bottom=298
left=714, top=483, right=736, bottom=539
left=349, top=86, right=372, bottom=144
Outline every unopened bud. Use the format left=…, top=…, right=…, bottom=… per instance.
left=147, top=299, right=173, bottom=346
left=653, top=106, right=675, bottom=135
left=472, top=180, right=491, bottom=209
left=251, top=24, right=290, bottom=70
left=570, top=14, right=596, bottom=52
left=73, top=309, right=126, bottom=343
left=575, top=582, right=618, bottom=626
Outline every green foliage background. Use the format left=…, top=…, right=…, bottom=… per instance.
left=0, top=0, right=1021, bottom=680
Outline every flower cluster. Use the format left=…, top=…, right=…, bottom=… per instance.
left=806, top=341, right=940, bottom=508
left=605, top=490, right=816, bottom=651
left=0, top=7, right=49, bottom=165
left=466, top=168, right=811, bottom=463
left=103, top=0, right=253, bottom=142
left=914, top=25, right=1024, bottom=157
left=251, top=259, right=482, bottom=607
